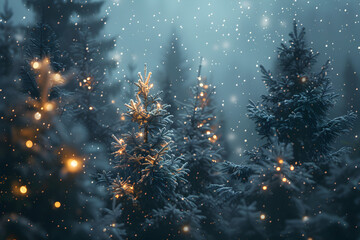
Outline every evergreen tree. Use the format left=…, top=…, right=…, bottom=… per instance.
left=339, top=58, right=360, bottom=157
left=0, top=0, right=20, bottom=78
left=0, top=58, right=108, bottom=239
left=158, top=33, right=189, bottom=119
left=102, top=65, right=204, bottom=239
left=248, top=21, right=356, bottom=169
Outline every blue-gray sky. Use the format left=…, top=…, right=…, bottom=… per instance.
left=6, top=0, right=360, bottom=160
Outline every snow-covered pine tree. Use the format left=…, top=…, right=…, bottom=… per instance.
left=0, top=57, right=109, bottom=239
left=283, top=156, right=360, bottom=240
left=248, top=21, right=356, bottom=170
left=176, top=62, right=222, bottom=194
left=244, top=135, right=314, bottom=239
left=104, top=65, right=204, bottom=240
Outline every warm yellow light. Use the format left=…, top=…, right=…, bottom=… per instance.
left=44, top=102, right=54, bottom=112
left=182, top=225, right=190, bottom=232
left=276, top=167, right=281, bottom=171
left=278, top=158, right=284, bottom=164
left=213, top=135, right=217, bottom=140
left=282, top=177, right=287, bottom=182
left=89, top=106, right=94, bottom=110
left=262, top=186, right=267, bottom=191
left=54, top=201, right=61, bottom=208
left=52, top=73, right=64, bottom=84
left=32, top=61, right=40, bottom=69
left=149, top=83, right=154, bottom=89
left=206, top=131, right=211, bottom=135
left=301, top=76, right=308, bottom=83
left=19, top=185, right=27, bottom=194
left=34, top=112, right=42, bottom=120
left=260, top=214, right=266, bottom=220
left=66, top=158, right=81, bottom=172
left=26, top=140, right=33, bottom=148
left=200, top=92, right=204, bottom=97
left=290, top=165, right=294, bottom=171
left=120, top=115, right=125, bottom=121
left=157, top=103, right=161, bottom=109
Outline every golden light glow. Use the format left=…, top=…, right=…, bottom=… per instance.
left=52, top=73, right=63, bottom=84
left=182, top=225, right=190, bottom=232
left=276, top=167, right=281, bottom=171
left=32, top=61, right=40, bottom=69
left=278, top=158, right=284, bottom=164
left=260, top=214, right=266, bottom=220
left=282, top=177, right=287, bottom=182
left=200, top=92, right=204, bottom=97
left=66, top=158, right=81, bottom=172
left=290, top=165, right=295, bottom=171
left=262, top=186, right=267, bottom=191
left=120, top=115, right=125, bottom=121
left=206, top=131, right=211, bottom=135
left=54, top=201, right=61, bottom=208
left=26, top=140, right=33, bottom=148
left=89, top=106, right=94, bottom=110
left=34, top=112, right=42, bottom=120
left=19, top=185, right=27, bottom=194
left=44, top=102, right=54, bottom=112
left=301, top=76, right=308, bottom=83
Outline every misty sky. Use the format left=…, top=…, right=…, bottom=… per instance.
left=6, top=0, right=360, bottom=160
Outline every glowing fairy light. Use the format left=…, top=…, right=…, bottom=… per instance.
left=32, top=61, right=40, bottom=69
left=276, top=167, right=281, bottom=171
left=54, top=201, right=61, bottom=208
left=260, top=214, right=266, bottom=220
left=120, top=115, right=125, bottom=121
left=26, top=140, right=33, bottom=148
left=19, top=185, right=27, bottom=194
left=282, top=177, right=287, bottom=182
left=34, top=112, right=42, bottom=120
left=302, top=216, right=309, bottom=222
left=52, top=73, right=63, bottom=84
left=44, top=102, right=54, bottom=112
left=290, top=165, right=295, bottom=171
left=262, top=186, right=267, bottom=191
left=66, top=158, right=81, bottom=172
left=278, top=158, right=284, bottom=164
left=206, top=130, right=211, bottom=135
left=89, top=106, right=94, bottom=110
left=182, top=225, right=190, bottom=233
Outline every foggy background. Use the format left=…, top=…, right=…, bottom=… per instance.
left=8, top=0, right=360, bottom=161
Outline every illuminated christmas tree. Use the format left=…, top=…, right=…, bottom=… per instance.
left=103, top=65, right=204, bottom=239
left=0, top=57, right=111, bottom=239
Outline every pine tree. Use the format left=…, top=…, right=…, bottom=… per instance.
left=158, top=33, right=189, bottom=119
left=339, top=58, right=360, bottom=157
left=176, top=66, right=222, bottom=194
left=0, top=0, right=20, bottom=78
left=0, top=57, right=108, bottom=239
left=248, top=21, right=356, bottom=169
left=103, top=65, right=204, bottom=239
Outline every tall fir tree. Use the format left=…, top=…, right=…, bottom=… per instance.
left=248, top=21, right=356, bottom=170
left=101, top=65, right=204, bottom=240
left=339, top=58, right=360, bottom=157
left=0, top=57, right=110, bottom=239
left=158, top=33, right=189, bottom=120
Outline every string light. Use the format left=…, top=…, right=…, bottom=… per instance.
left=290, top=165, right=294, bottom=171
left=54, top=201, right=61, bottom=208
left=278, top=158, right=284, bottom=164
left=32, top=61, right=40, bottom=69
left=44, top=102, right=54, bottom=112
left=19, top=185, right=27, bottom=194
left=34, top=112, right=41, bottom=120
left=276, top=167, right=281, bottom=171
left=182, top=225, right=190, bottom=233
left=262, top=186, right=267, bottom=191
left=260, top=214, right=266, bottom=220
left=26, top=140, right=33, bottom=148
left=66, top=158, right=81, bottom=172
left=282, top=177, right=287, bottom=182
